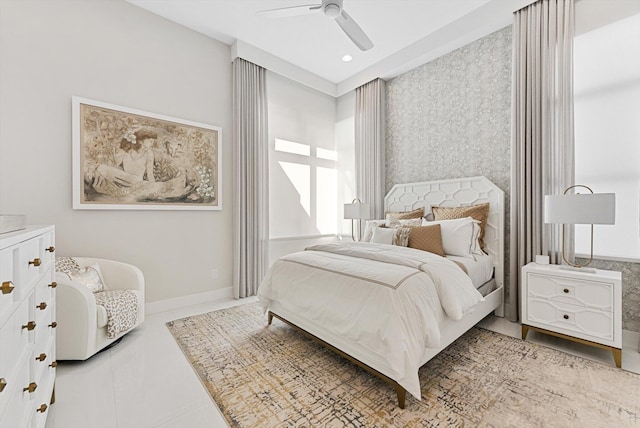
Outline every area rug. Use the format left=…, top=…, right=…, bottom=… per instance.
left=167, top=303, right=640, bottom=427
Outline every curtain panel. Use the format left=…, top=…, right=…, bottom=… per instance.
left=232, top=58, right=269, bottom=299
left=355, top=78, right=386, bottom=220
left=508, top=0, right=575, bottom=321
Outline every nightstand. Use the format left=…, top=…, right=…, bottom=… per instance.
left=521, top=262, right=622, bottom=368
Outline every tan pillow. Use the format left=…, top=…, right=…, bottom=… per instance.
left=407, top=224, right=445, bottom=257
left=385, top=207, right=424, bottom=223
left=432, top=203, right=490, bottom=249
left=384, top=208, right=424, bottom=227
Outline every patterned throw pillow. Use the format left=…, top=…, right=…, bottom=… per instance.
left=385, top=207, right=424, bottom=222
left=407, top=224, right=446, bottom=257
left=393, top=227, right=412, bottom=247
left=68, top=264, right=105, bottom=293
left=55, top=256, right=82, bottom=277
left=432, top=203, right=490, bottom=249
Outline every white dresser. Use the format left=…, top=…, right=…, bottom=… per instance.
left=0, top=226, right=56, bottom=428
left=521, top=262, right=622, bottom=367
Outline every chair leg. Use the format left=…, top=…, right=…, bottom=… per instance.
left=267, top=312, right=273, bottom=325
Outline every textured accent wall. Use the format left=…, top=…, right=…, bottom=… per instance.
left=385, top=25, right=513, bottom=299
left=577, top=258, right=640, bottom=332
left=385, top=26, right=512, bottom=195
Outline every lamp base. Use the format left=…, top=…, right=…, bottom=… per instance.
left=558, top=265, right=597, bottom=274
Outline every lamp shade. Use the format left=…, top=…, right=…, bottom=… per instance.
left=544, top=193, right=615, bottom=225
left=344, top=202, right=370, bottom=219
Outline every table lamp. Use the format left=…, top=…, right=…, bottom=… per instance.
left=344, top=199, right=370, bottom=241
left=544, top=185, right=615, bottom=269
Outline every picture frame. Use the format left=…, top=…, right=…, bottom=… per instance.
left=72, top=96, right=222, bottom=210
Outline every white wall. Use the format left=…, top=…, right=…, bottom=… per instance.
left=0, top=1, right=233, bottom=303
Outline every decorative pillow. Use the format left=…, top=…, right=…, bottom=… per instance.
left=362, top=220, right=387, bottom=242
left=55, top=256, right=82, bottom=277
left=370, top=227, right=397, bottom=245
left=432, top=203, right=490, bottom=249
left=422, top=217, right=481, bottom=258
left=385, top=216, right=423, bottom=228
left=407, top=224, right=445, bottom=257
left=68, top=263, right=105, bottom=293
left=385, top=207, right=424, bottom=222
left=393, top=227, right=412, bottom=247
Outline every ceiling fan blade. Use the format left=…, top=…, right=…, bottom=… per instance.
left=335, top=10, right=373, bottom=51
left=256, top=4, right=321, bottom=19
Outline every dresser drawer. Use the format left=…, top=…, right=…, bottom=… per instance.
left=33, top=268, right=54, bottom=315
left=526, top=272, right=614, bottom=312
left=0, top=356, right=31, bottom=428
left=0, top=297, right=33, bottom=378
left=526, top=298, right=615, bottom=344
left=33, top=336, right=55, bottom=389
left=30, top=359, right=54, bottom=428
left=0, top=247, right=19, bottom=328
left=38, top=231, right=56, bottom=268
left=16, top=239, right=42, bottom=300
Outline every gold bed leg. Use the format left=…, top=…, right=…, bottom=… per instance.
left=521, top=325, right=529, bottom=340
left=395, top=384, right=406, bottom=409
left=612, top=348, right=622, bottom=368
left=267, top=311, right=273, bottom=326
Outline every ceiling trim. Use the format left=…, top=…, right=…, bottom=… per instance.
left=337, top=0, right=537, bottom=97
left=232, top=40, right=338, bottom=97
left=231, top=0, right=538, bottom=98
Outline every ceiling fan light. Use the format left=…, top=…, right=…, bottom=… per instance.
left=324, top=3, right=342, bottom=19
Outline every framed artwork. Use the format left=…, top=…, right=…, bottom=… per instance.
left=72, top=97, right=221, bottom=210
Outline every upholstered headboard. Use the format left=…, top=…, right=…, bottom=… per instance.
left=384, top=176, right=504, bottom=290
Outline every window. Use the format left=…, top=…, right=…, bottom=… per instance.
left=574, top=13, right=640, bottom=260
left=270, top=138, right=337, bottom=238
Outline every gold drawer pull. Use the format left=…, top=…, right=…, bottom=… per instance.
left=1, top=281, right=15, bottom=295
left=45, top=246, right=55, bottom=253
left=49, top=321, right=57, bottom=328
left=29, top=258, right=42, bottom=267
left=36, top=353, right=47, bottom=362
left=563, top=314, right=569, bottom=320
left=37, top=302, right=47, bottom=310
left=36, top=403, right=48, bottom=413
left=23, top=382, right=37, bottom=393
left=22, top=321, right=36, bottom=331
left=0, top=378, right=6, bottom=393
left=49, top=281, right=57, bottom=289
left=49, top=361, right=58, bottom=368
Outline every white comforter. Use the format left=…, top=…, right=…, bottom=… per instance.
left=257, top=242, right=484, bottom=400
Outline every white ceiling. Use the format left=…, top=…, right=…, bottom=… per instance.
left=127, top=0, right=536, bottom=96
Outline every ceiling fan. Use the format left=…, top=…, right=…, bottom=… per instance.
left=256, top=0, right=374, bottom=51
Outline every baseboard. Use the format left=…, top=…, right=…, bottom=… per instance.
left=146, top=286, right=234, bottom=315
left=623, top=329, right=640, bottom=351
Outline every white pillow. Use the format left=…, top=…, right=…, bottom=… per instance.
left=362, top=220, right=386, bottom=242
left=370, top=227, right=397, bottom=245
left=421, top=217, right=481, bottom=258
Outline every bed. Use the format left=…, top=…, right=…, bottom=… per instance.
left=258, top=176, right=504, bottom=408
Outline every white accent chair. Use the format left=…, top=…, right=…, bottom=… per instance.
left=55, top=257, right=145, bottom=360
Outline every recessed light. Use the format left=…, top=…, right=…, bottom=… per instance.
left=342, top=54, right=353, bottom=62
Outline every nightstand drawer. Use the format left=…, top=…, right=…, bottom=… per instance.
left=527, top=299, right=614, bottom=344
left=526, top=272, right=613, bottom=312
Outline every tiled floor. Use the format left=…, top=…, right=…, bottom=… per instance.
left=47, top=297, right=640, bottom=428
